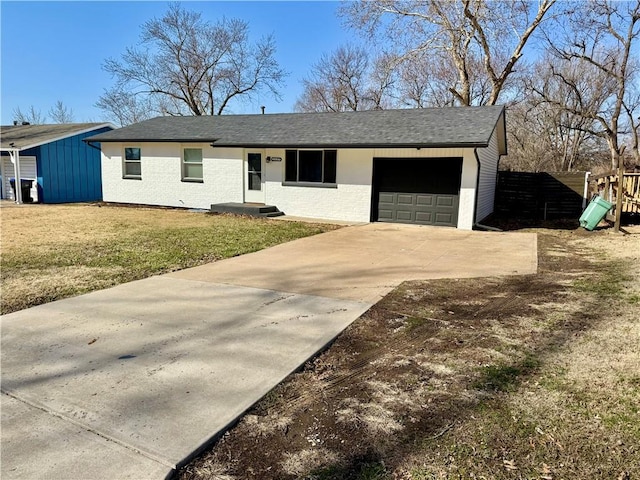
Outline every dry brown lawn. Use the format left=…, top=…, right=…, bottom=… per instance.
left=0, top=202, right=338, bottom=314
left=178, top=224, right=640, bottom=480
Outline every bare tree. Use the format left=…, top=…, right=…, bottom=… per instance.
left=542, top=0, right=640, bottom=169
left=295, top=45, right=400, bottom=113
left=509, top=54, right=613, bottom=172
left=622, top=51, right=640, bottom=165
left=624, top=97, right=640, bottom=164
left=398, top=49, right=496, bottom=108
left=366, top=53, right=399, bottom=110
left=96, top=87, right=155, bottom=127
left=12, top=106, right=47, bottom=124
left=97, top=2, right=286, bottom=121
left=341, top=0, right=556, bottom=106
left=397, top=55, right=436, bottom=108
left=503, top=102, right=556, bottom=172
left=48, top=100, right=75, bottom=123
left=504, top=94, right=608, bottom=173
left=295, top=45, right=372, bottom=112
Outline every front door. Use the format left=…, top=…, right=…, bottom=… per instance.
left=244, top=151, right=265, bottom=203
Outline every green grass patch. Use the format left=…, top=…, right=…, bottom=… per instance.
left=404, top=316, right=428, bottom=330
left=310, top=460, right=388, bottom=480
left=309, top=466, right=341, bottom=480
left=572, top=260, right=631, bottom=298
left=474, top=355, right=541, bottom=392
left=627, top=293, right=640, bottom=304
left=356, top=462, right=388, bottom=480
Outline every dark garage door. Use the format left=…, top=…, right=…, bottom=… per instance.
left=372, top=157, right=462, bottom=227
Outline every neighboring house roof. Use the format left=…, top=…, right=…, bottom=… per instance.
left=85, top=106, right=507, bottom=154
left=0, top=123, right=114, bottom=151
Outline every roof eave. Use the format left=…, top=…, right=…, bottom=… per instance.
left=84, top=137, right=220, bottom=144
left=213, top=142, right=489, bottom=149
left=485, top=106, right=507, bottom=156
left=85, top=140, right=489, bottom=149
left=4, top=123, right=116, bottom=151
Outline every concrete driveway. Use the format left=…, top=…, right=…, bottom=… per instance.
left=169, top=223, right=537, bottom=303
left=1, top=223, right=536, bottom=479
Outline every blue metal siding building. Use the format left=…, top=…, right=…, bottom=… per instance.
left=0, top=123, right=114, bottom=204
left=25, top=127, right=112, bottom=203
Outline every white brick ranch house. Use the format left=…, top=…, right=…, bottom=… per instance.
left=86, top=106, right=507, bottom=229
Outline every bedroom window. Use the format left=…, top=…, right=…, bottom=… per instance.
left=123, top=147, right=141, bottom=179
left=182, top=148, right=203, bottom=182
left=284, top=150, right=337, bottom=185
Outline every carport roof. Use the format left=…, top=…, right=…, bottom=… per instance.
left=85, top=106, right=507, bottom=153
left=0, top=123, right=114, bottom=151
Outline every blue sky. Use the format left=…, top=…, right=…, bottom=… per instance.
left=0, top=1, right=351, bottom=124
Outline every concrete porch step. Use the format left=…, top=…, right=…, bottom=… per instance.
left=210, top=202, right=285, bottom=218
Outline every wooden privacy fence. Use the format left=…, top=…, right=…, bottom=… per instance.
left=495, top=171, right=588, bottom=219
left=589, top=171, right=640, bottom=216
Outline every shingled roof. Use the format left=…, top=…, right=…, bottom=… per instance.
left=85, top=106, right=506, bottom=152
left=1, top=123, right=113, bottom=151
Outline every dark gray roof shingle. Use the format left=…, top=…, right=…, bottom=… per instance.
left=85, top=106, right=505, bottom=149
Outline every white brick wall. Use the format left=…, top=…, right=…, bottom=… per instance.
left=101, top=143, right=243, bottom=209
left=263, top=148, right=373, bottom=222
left=101, top=143, right=488, bottom=229
left=459, top=153, right=479, bottom=230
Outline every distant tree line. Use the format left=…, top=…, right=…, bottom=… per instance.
left=17, top=0, right=623, bottom=174
left=12, top=100, right=75, bottom=125
left=299, top=0, right=640, bottom=173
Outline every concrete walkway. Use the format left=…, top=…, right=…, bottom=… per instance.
left=1, top=223, right=537, bottom=479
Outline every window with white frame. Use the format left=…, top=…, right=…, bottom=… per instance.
left=182, top=148, right=203, bottom=182
left=123, top=147, right=141, bottom=179
left=284, top=150, right=337, bottom=185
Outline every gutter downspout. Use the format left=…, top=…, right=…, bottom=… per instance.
left=582, top=171, right=591, bottom=210
left=9, top=149, right=22, bottom=204
left=474, top=110, right=506, bottom=231
left=472, top=147, right=505, bottom=232
left=471, top=148, right=481, bottom=229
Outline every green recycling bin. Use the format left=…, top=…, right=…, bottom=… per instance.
left=579, top=196, right=613, bottom=231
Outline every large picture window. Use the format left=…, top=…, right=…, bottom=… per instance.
left=123, top=147, right=141, bottom=179
left=182, top=148, right=203, bottom=182
left=285, top=150, right=337, bottom=185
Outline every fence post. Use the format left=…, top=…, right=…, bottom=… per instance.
left=583, top=171, right=590, bottom=209
left=614, top=162, right=624, bottom=232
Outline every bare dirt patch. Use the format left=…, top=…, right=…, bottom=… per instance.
left=177, top=225, right=639, bottom=480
